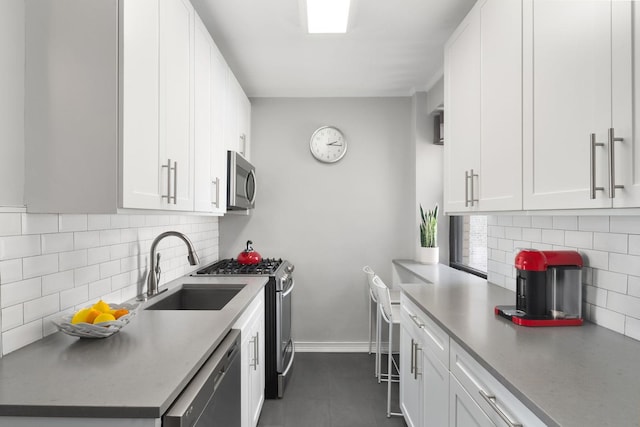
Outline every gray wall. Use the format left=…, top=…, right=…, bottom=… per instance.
left=220, top=97, right=415, bottom=348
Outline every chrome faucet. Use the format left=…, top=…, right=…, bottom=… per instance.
left=145, top=231, right=199, bottom=298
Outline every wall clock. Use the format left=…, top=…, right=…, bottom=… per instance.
left=309, top=126, right=347, bottom=163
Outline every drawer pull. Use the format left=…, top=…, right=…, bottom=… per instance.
left=479, top=390, right=522, bottom=427
left=410, top=314, right=424, bottom=328
left=410, top=339, right=415, bottom=374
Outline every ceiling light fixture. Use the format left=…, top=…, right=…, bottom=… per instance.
left=306, top=0, right=351, bottom=34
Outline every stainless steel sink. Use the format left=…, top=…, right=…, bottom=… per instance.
left=145, top=284, right=245, bottom=310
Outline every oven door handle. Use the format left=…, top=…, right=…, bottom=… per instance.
left=281, top=340, right=295, bottom=377
left=281, top=278, right=295, bottom=297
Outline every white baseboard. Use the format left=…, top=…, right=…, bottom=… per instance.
left=294, top=341, right=392, bottom=353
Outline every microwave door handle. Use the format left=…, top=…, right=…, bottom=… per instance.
left=247, top=169, right=257, bottom=204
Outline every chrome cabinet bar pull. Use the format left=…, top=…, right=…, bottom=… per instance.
left=479, top=390, right=523, bottom=427
left=590, top=134, right=605, bottom=199
left=470, top=169, right=479, bottom=206
left=162, top=159, right=172, bottom=202
left=413, top=345, right=420, bottom=380
left=410, top=338, right=415, bottom=374
left=215, top=177, right=220, bottom=208
left=172, top=161, right=178, bottom=204
left=608, top=128, right=624, bottom=198
left=464, top=170, right=470, bottom=207
left=255, top=332, right=259, bottom=369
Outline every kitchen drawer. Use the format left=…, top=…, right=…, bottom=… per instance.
left=401, top=293, right=450, bottom=368
left=450, top=340, right=546, bottom=427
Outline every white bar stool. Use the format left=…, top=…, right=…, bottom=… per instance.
left=363, top=266, right=400, bottom=379
left=371, top=275, right=403, bottom=418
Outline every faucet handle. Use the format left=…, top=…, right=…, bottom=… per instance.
left=155, top=253, right=162, bottom=285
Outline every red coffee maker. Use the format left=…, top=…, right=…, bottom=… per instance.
left=495, top=249, right=584, bottom=326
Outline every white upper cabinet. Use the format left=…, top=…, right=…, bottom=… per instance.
left=227, top=74, right=252, bottom=160
left=24, top=0, right=248, bottom=214
left=522, top=0, right=614, bottom=209
left=444, top=0, right=522, bottom=214
left=193, top=14, right=227, bottom=214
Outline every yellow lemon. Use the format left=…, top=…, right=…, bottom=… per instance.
left=93, top=313, right=116, bottom=324
left=71, top=308, right=92, bottom=324
left=92, top=300, right=111, bottom=313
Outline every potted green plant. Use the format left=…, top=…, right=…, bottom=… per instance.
left=418, top=203, right=439, bottom=264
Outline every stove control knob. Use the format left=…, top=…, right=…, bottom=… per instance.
left=285, top=264, right=295, bottom=274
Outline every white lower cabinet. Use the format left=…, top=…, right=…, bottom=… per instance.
left=233, top=289, right=265, bottom=427
left=400, top=295, right=449, bottom=427
left=400, top=294, right=545, bottom=427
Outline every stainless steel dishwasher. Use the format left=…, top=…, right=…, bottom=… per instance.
left=163, top=329, right=241, bottom=427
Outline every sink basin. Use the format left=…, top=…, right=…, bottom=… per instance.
left=145, top=284, right=244, bottom=310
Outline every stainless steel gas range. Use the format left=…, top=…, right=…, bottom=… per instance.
left=194, top=258, right=295, bottom=399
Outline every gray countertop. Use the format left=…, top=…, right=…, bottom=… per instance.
left=394, top=259, right=640, bottom=427
left=0, top=275, right=268, bottom=419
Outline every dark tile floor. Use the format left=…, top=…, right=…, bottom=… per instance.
left=258, top=353, right=407, bottom=427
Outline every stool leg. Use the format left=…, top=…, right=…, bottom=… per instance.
left=387, top=320, right=393, bottom=418
left=376, top=305, right=381, bottom=383
left=368, top=295, right=373, bottom=355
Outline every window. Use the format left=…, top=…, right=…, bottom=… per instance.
left=449, top=215, right=488, bottom=278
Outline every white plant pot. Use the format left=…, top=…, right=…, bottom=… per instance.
left=418, top=247, right=439, bottom=264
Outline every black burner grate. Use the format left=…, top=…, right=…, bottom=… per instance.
left=196, top=258, right=283, bottom=275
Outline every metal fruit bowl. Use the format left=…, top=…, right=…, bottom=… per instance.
left=52, top=302, right=139, bottom=339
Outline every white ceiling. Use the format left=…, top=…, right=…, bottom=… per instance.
left=191, top=0, right=476, bottom=98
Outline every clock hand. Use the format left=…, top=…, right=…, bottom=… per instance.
left=327, top=141, right=343, bottom=146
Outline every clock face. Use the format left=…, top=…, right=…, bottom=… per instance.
left=309, top=126, right=347, bottom=163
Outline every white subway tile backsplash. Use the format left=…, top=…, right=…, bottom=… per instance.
left=531, top=216, right=553, bottom=229
left=1, top=304, right=23, bottom=332
left=512, top=216, right=531, bottom=228
left=87, top=247, right=110, bottom=265
left=42, top=270, right=74, bottom=295
left=522, top=228, right=541, bottom=243
left=504, top=227, right=522, bottom=240
left=41, top=233, right=74, bottom=254
left=0, top=235, right=41, bottom=260
left=580, top=249, right=609, bottom=270
left=0, top=259, right=22, bottom=284
left=541, top=229, right=564, bottom=245
left=593, top=269, right=628, bottom=294
left=584, top=284, right=607, bottom=307
left=0, top=213, right=218, bottom=356
left=1, top=277, right=41, bottom=308
left=23, top=294, right=59, bottom=323
left=628, top=235, right=640, bottom=256
left=590, top=305, right=626, bottom=335
left=74, top=231, right=101, bottom=249
left=87, top=214, right=111, bottom=231
left=496, top=216, right=513, bottom=227
left=0, top=213, right=21, bottom=236
left=608, top=292, right=640, bottom=319
left=22, top=254, right=58, bottom=279
left=593, top=232, right=628, bottom=254
left=564, top=231, right=593, bottom=249
left=629, top=276, right=640, bottom=298
left=552, top=216, right=578, bottom=230
left=58, top=249, right=88, bottom=271
left=609, top=253, right=640, bottom=277
left=58, top=214, right=88, bottom=232
left=488, top=226, right=505, bottom=239
left=625, top=316, right=640, bottom=341
left=2, top=320, right=43, bottom=355
left=579, top=216, right=609, bottom=232
left=60, top=285, right=88, bottom=309
left=21, top=214, right=58, bottom=235
left=88, top=278, right=112, bottom=300
left=497, top=238, right=513, bottom=252
left=610, top=216, right=640, bottom=234
left=530, top=242, right=553, bottom=251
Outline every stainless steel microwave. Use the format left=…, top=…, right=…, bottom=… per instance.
left=227, top=151, right=256, bottom=210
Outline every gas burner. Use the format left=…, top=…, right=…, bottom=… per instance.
left=196, top=258, right=284, bottom=276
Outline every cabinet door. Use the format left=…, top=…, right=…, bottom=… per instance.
left=120, top=0, right=164, bottom=210
left=449, top=375, right=496, bottom=427
left=444, top=6, right=481, bottom=213
left=248, top=306, right=265, bottom=427
left=523, top=0, right=612, bottom=209
left=193, top=15, right=214, bottom=213
left=422, top=348, right=449, bottom=427
left=613, top=2, right=639, bottom=207
left=238, top=90, right=251, bottom=160
left=211, top=43, right=229, bottom=214
left=478, top=0, right=522, bottom=211
left=159, top=0, right=194, bottom=211
left=226, top=74, right=241, bottom=153
left=400, top=322, right=422, bottom=427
